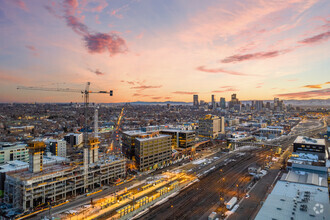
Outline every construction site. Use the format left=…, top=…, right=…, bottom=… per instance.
left=3, top=83, right=127, bottom=213
left=4, top=140, right=126, bottom=212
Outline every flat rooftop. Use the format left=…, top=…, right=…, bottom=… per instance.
left=255, top=180, right=330, bottom=220
left=161, top=129, right=195, bottom=133
left=135, top=134, right=170, bottom=142
left=122, top=130, right=147, bottom=136
left=294, top=136, right=325, bottom=146
left=7, top=164, right=73, bottom=182
left=281, top=170, right=328, bottom=187
left=0, top=160, right=28, bottom=173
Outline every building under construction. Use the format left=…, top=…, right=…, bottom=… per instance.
left=4, top=141, right=126, bottom=212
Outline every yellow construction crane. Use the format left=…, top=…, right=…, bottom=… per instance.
left=107, top=106, right=125, bottom=154
left=17, top=82, right=113, bottom=192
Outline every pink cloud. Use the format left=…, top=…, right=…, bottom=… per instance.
left=277, top=88, right=330, bottom=99
left=136, top=32, right=144, bottom=39
left=25, top=45, right=39, bottom=56
left=303, top=82, right=330, bottom=89
left=131, top=85, right=162, bottom=90
left=298, top=31, right=330, bottom=44
left=88, top=68, right=105, bottom=76
left=12, top=0, right=28, bottom=11
left=65, top=15, right=89, bottom=35
left=178, top=0, right=318, bottom=43
left=90, top=0, right=108, bottom=12
left=0, top=70, right=26, bottom=84
left=212, top=86, right=237, bottom=93
left=256, top=82, right=264, bottom=88
left=110, top=4, right=129, bottom=19
left=172, top=91, right=198, bottom=95
left=95, top=15, right=101, bottom=24
left=63, top=0, right=79, bottom=14
left=221, top=49, right=292, bottom=63
left=133, top=93, right=151, bottom=97
left=45, top=1, right=128, bottom=57
left=44, top=5, right=62, bottom=19
left=84, top=33, right=127, bottom=55
left=196, top=66, right=248, bottom=76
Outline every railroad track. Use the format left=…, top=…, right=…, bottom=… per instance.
left=175, top=152, right=268, bottom=219
left=139, top=148, right=269, bottom=220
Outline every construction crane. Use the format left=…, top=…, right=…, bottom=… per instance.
left=17, top=82, right=113, bottom=192
left=106, top=106, right=125, bottom=154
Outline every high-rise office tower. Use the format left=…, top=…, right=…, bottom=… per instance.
left=229, top=93, right=241, bottom=110
left=193, top=94, right=199, bottom=107
left=211, top=94, right=216, bottom=109
left=220, top=97, right=226, bottom=109
left=256, top=100, right=263, bottom=111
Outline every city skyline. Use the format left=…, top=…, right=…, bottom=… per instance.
left=0, top=0, right=330, bottom=103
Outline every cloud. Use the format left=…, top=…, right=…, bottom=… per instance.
left=86, top=0, right=108, bottom=13
left=89, top=68, right=105, bottom=76
left=121, top=81, right=136, bottom=85
left=0, top=70, right=26, bottom=84
left=221, top=49, right=291, bottom=63
left=136, top=32, right=144, bottom=39
left=12, top=0, right=28, bottom=11
left=65, top=15, right=89, bottom=35
left=196, top=66, right=248, bottom=76
left=25, top=45, right=39, bottom=56
left=44, top=5, right=62, bottom=19
left=131, top=85, right=162, bottom=90
left=256, top=82, right=264, bottom=88
left=212, top=86, right=237, bottom=93
left=172, top=91, right=198, bottom=95
left=277, top=88, right=330, bottom=99
left=95, top=15, right=101, bottom=24
left=219, top=29, right=330, bottom=64
left=298, top=31, right=330, bottom=44
left=177, top=0, right=319, bottom=44
left=133, top=93, right=150, bottom=97
left=84, top=33, right=127, bottom=55
left=152, top=97, right=162, bottom=100
left=303, top=82, right=330, bottom=89
left=63, top=0, right=79, bottom=14
left=45, top=0, right=127, bottom=57
left=110, top=4, right=129, bottom=19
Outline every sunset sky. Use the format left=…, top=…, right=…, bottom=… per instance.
left=0, top=0, right=329, bottom=103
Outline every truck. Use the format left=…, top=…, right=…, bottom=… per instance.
left=208, top=212, right=217, bottom=220
left=225, top=197, right=237, bottom=210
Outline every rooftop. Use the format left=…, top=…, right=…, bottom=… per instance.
left=281, top=170, right=328, bottom=187
left=294, top=136, right=325, bottom=146
left=255, top=180, right=329, bottom=220
left=0, top=160, right=28, bottom=173
left=7, top=163, right=73, bottom=182
left=161, top=129, right=195, bottom=133
left=135, top=134, right=171, bottom=142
